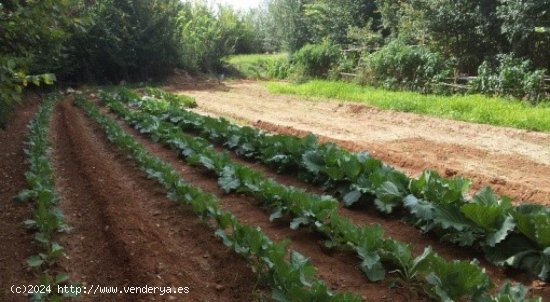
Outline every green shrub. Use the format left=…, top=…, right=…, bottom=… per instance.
left=471, top=54, right=547, bottom=103
left=357, top=41, right=453, bottom=93
left=143, top=87, right=197, bottom=108
left=291, top=41, right=341, bottom=78
left=268, top=58, right=292, bottom=79
left=227, top=54, right=290, bottom=80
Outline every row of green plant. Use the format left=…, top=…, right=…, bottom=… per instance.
left=133, top=88, right=550, bottom=281
left=141, top=87, right=197, bottom=109
left=75, top=95, right=362, bottom=302
left=16, top=95, right=77, bottom=301
left=101, top=89, right=541, bottom=301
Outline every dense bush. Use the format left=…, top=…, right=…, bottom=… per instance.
left=179, top=4, right=262, bottom=72
left=0, top=0, right=70, bottom=127
left=268, top=57, right=292, bottom=79
left=357, top=41, right=453, bottom=92
left=65, top=0, right=182, bottom=83
left=291, top=42, right=341, bottom=78
left=60, top=1, right=261, bottom=81
left=471, top=54, right=547, bottom=103
left=226, top=54, right=290, bottom=79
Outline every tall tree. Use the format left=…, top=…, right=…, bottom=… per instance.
left=0, top=0, right=73, bottom=126
left=304, top=0, right=380, bottom=45
left=498, top=0, right=550, bottom=69
left=67, top=0, right=183, bottom=82
left=267, top=0, right=311, bottom=51
left=377, top=0, right=502, bottom=73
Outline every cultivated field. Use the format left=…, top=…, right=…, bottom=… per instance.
left=1, top=84, right=549, bottom=302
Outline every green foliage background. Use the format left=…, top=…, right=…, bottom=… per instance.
left=1, top=0, right=549, bottom=126
left=0, top=0, right=263, bottom=127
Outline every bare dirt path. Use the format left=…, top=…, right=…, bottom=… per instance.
left=174, top=81, right=550, bottom=205
left=0, top=98, right=41, bottom=302
left=51, top=99, right=262, bottom=301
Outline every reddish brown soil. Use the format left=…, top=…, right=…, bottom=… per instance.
left=94, top=99, right=548, bottom=300
left=50, top=100, right=263, bottom=301
left=0, top=97, right=41, bottom=302
left=178, top=81, right=550, bottom=206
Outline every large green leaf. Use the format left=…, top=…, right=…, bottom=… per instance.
left=461, top=203, right=506, bottom=230
left=433, top=204, right=473, bottom=232
left=418, top=254, right=492, bottom=301
left=358, top=250, right=385, bottom=281
left=460, top=196, right=515, bottom=247
left=218, top=166, right=240, bottom=193
left=373, top=181, right=403, bottom=213
left=404, top=194, right=435, bottom=221
left=486, top=216, right=516, bottom=247
left=342, top=190, right=361, bottom=207
left=302, top=150, right=324, bottom=174
left=512, top=209, right=550, bottom=248
left=485, top=235, right=549, bottom=280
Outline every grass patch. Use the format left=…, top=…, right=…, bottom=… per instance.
left=266, top=80, right=550, bottom=132
left=226, top=53, right=289, bottom=79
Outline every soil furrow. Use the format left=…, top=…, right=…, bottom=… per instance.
left=0, top=97, right=42, bottom=302
left=52, top=99, right=262, bottom=301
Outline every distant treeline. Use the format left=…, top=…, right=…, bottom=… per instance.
left=0, top=0, right=263, bottom=126
left=1, top=0, right=548, bottom=126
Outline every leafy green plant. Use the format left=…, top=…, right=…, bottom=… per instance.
left=143, top=87, right=197, bottom=108
left=357, top=41, right=453, bottom=93
left=17, top=94, right=76, bottom=301
left=417, top=255, right=491, bottom=301
left=291, top=41, right=341, bottom=79
left=471, top=54, right=546, bottom=103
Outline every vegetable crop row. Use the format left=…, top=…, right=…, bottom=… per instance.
left=74, top=96, right=361, bottom=302
left=17, top=95, right=77, bottom=301
left=99, top=90, right=540, bottom=302
left=128, top=88, right=550, bottom=282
